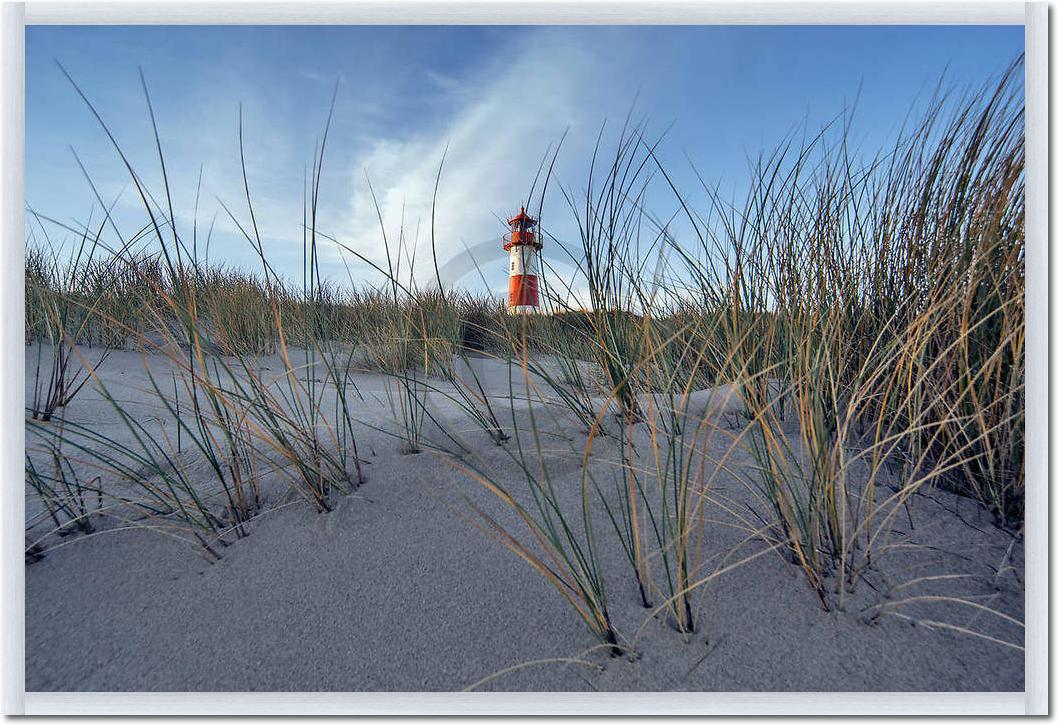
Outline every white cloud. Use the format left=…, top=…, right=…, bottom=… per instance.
left=331, top=30, right=610, bottom=290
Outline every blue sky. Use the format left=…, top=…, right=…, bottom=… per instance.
left=26, top=24, right=1023, bottom=298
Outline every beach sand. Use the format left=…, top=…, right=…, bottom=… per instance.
left=24, top=344, right=1024, bottom=692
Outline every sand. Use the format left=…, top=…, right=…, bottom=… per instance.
left=24, top=343, right=1024, bottom=692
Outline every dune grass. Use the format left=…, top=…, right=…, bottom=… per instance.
left=443, top=57, right=1024, bottom=645
left=23, top=58, right=1024, bottom=658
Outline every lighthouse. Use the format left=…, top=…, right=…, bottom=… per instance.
left=504, top=207, right=541, bottom=313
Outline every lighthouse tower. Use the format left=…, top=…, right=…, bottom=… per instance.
left=504, top=207, right=542, bottom=313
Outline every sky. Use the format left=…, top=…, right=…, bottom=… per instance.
left=25, top=24, right=1024, bottom=300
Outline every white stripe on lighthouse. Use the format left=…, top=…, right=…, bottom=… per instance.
left=509, top=246, right=538, bottom=277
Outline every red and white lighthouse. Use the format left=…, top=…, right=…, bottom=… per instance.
left=504, top=207, right=541, bottom=313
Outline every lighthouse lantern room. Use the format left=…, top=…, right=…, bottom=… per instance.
left=504, top=207, right=542, bottom=313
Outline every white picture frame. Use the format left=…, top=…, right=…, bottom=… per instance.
left=1, top=1, right=1047, bottom=715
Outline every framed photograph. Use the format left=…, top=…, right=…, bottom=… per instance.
left=2, top=0, right=1047, bottom=715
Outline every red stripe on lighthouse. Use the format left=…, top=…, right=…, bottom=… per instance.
left=508, top=274, right=539, bottom=307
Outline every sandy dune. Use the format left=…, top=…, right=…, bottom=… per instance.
left=24, top=345, right=1024, bottom=691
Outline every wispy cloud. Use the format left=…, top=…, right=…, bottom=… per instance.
left=330, top=30, right=611, bottom=288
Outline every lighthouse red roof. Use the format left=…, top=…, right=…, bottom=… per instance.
left=503, top=206, right=542, bottom=251
left=507, top=207, right=537, bottom=227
